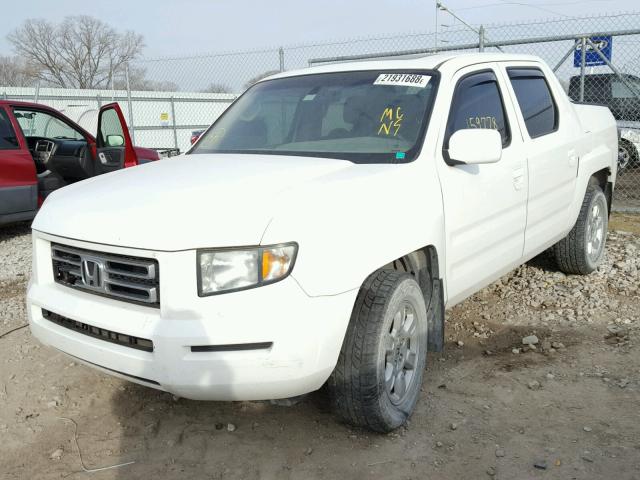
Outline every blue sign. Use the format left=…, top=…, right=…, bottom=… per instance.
left=574, top=36, right=613, bottom=67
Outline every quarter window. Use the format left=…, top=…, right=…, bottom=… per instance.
left=507, top=68, right=558, bottom=138
left=445, top=70, right=510, bottom=149
left=0, top=108, right=19, bottom=150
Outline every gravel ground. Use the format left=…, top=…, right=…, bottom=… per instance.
left=0, top=223, right=30, bottom=331
left=1, top=217, right=639, bottom=480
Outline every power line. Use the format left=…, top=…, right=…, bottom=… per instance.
left=493, top=0, right=570, bottom=18
left=455, top=0, right=616, bottom=13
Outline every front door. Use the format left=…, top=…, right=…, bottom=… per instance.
left=0, top=106, right=38, bottom=221
left=96, top=103, right=138, bottom=174
left=436, top=65, right=528, bottom=305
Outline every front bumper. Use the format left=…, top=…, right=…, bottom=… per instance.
left=27, top=231, right=357, bottom=400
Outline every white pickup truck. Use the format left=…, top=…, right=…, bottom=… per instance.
left=27, top=53, right=617, bottom=432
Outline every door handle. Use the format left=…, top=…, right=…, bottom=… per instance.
left=568, top=149, right=579, bottom=167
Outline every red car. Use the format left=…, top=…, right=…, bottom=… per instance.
left=0, top=101, right=160, bottom=225
left=190, top=129, right=205, bottom=145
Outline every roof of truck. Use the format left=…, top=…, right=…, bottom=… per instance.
left=265, top=53, right=542, bottom=82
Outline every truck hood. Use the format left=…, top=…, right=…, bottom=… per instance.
left=33, top=153, right=354, bottom=251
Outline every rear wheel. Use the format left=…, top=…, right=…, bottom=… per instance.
left=553, top=182, right=608, bottom=275
left=618, top=139, right=637, bottom=174
left=328, top=270, right=428, bottom=432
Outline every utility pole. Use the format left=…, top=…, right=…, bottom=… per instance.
left=436, top=1, right=503, bottom=52
left=434, top=0, right=439, bottom=51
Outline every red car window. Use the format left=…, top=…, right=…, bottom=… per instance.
left=0, top=109, right=19, bottom=150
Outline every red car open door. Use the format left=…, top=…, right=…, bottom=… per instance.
left=95, top=103, right=139, bottom=174
left=0, top=105, right=38, bottom=225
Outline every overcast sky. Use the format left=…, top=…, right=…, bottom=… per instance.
left=0, top=0, right=636, bottom=58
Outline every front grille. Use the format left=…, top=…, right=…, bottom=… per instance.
left=51, top=243, right=160, bottom=307
left=42, top=309, right=154, bottom=352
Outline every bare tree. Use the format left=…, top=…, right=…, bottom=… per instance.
left=0, top=56, right=38, bottom=87
left=8, top=16, right=144, bottom=89
left=201, top=82, right=233, bottom=94
left=243, top=70, right=280, bottom=90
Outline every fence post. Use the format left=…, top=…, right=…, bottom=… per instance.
left=279, top=47, right=285, bottom=72
left=170, top=96, right=178, bottom=151
left=111, top=65, right=115, bottom=102
left=479, top=25, right=485, bottom=52
left=125, top=62, right=136, bottom=143
left=579, top=36, right=587, bottom=102
left=96, top=93, right=102, bottom=108
left=34, top=81, right=40, bottom=103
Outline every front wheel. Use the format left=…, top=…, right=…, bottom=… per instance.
left=553, top=182, right=608, bottom=275
left=328, top=270, right=428, bottom=432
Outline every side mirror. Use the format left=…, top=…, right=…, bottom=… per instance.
left=106, top=134, right=125, bottom=147
left=447, top=129, right=503, bottom=165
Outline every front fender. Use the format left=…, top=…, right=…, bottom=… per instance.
left=261, top=159, right=445, bottom=297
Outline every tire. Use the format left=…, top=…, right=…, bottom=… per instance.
left=553, top=182, right=608, bottom=275
left=328, top=270, right=428, bottom=432
left=618, top=140, right=637, bottom=175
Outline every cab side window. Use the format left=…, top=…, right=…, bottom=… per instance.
left=445, top=70, right=511, bottom=149
left=507, top=68, right=558, bottom=138
left=13, top=109, right=84, bottom=141
left=0, top=108, right=19, bottom=149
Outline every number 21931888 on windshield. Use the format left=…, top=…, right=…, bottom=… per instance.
left=374, top=74, right=431, bottom=88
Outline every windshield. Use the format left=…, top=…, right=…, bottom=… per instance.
left=190, top=70, right=438, bottom=163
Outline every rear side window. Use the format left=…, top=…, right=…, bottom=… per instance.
left=507, top=68, right=558, bottom=138
left=445, top=70, right=510, bottom=148
left=0, top=108, right=19, bottom=150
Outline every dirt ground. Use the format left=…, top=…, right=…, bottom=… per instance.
left=1, top=215, right=639, bottom=480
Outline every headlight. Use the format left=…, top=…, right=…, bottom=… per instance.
left=197, top=243, right=297, bottom=296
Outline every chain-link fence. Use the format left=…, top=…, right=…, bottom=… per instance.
left=2, top=12, right=640, bottom=210
left=128, top=11, right=640, bottom=211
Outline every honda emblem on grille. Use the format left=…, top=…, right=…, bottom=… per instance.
left=81, top=258, right=104, bottom=289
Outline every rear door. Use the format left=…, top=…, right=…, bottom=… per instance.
left=96, top=103, right=138, bottom=174
left=0, top=106, right=38, bottom=222
left=500, top=63, right=579, bottom=257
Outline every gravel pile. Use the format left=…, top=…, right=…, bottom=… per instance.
left=0, top=223, right=32, bottom=285
left=0, top=223, right=31, bottom=328
left=448, top=230, right=640, bottom=347
left=488, top=231, right=640, bottom=324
